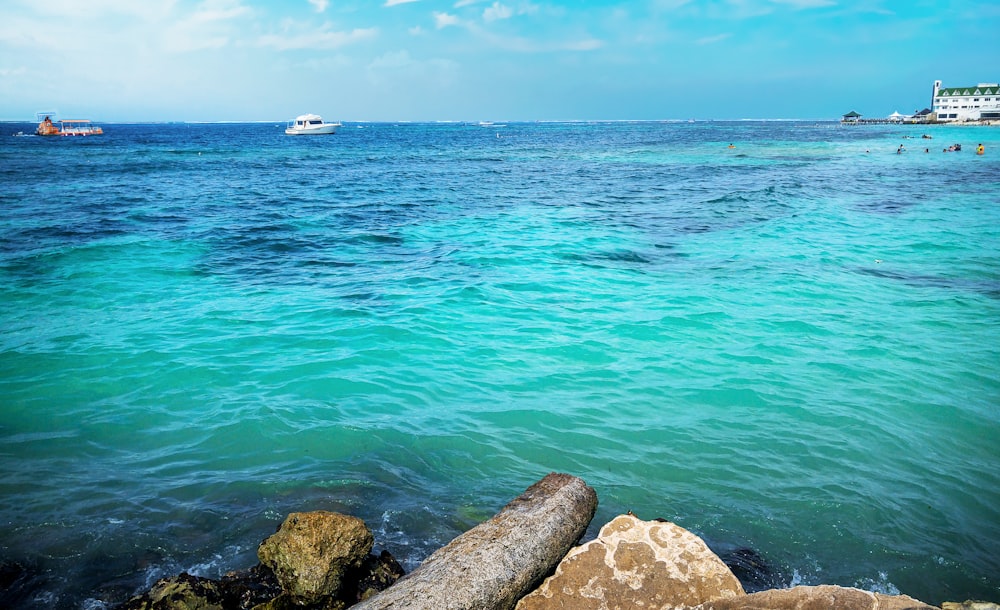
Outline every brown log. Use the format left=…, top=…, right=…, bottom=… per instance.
left=353, top=472, right=597, bottom=610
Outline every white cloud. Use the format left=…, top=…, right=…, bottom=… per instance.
left=365, top=50, right=459, bottom=91
left=257, top=23, right=377, bottom=50
left=0, top=17, right=56, bottom=49
left=187, top=0, right=252, bottom=24
left=0, top=0, right=253, bottom=55
left=0, top=0, right=175, bottom=52
left=384, top=0, right=419, bottom=6
left=483, top=2, right=513, bottom=22
left=704, top=0, right=774, bottom=19
left=308, top=0, right=329, bottom=12
left=562, top=38, right=603, bottom=51
left=162, top=0, right=253, bottom=52
left=434, top=12, right=461, bottom=28
left=771, top=0, right=836, bottom=8
left=696, top=33, right=731, bottom=44
left=652, top=0, right=693, bottom=8
left=369, top=50, right=415, bottom=70
left=517, top=3, right=540, bottom=17
left=11, top=0, right=177, bottom=19
left=468, top=26, right=604, bottom=53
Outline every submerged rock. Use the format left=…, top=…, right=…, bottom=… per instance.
left=116, top=565, right=285, bottom=609
left=516, top=513, right=744, bottom=610
left=717, top=546, right=780, bottom=593
left=0, top=560, right=43, bottom=609
left=349, top=550, right=405, bottom=603
left=220, top=564, right=285, bottom=609
left=116, top=572, right=230, bottom=610
left=354, top=472, right=598, bottom=610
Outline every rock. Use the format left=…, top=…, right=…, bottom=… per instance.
left=354, top=472, right=598, bottom=610
left=257, top=511, right=374, bottom=605
left=115, top=536, right=400, bottom=609
left=717, top=547, right=780, bottom=593
left=516, top=513, right=744, bottom=610
left=694, top=584, right=940, bottom=610
left=349, top=550, right=406, bottom=602
left=115, top=566, right=284, bottom=610
left=251, top=593, right=347, bottom=610
left=218, top=564, right=284, bottom=609
left=113, top=551, right=402, bottom=610
left=0, top=560, right=28, bottom=591
left=115, top=572, right=226, bottom=610
left=253, top=550, right=404, bottom=609
left=0, top=560, right=42, bottom=610
left=943, top=603, right=1000, bottom=610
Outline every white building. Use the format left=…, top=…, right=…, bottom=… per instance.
left=931, top=80, right=1000, bottom=122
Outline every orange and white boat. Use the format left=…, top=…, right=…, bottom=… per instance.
left=35, top=113, right=104, bottom=136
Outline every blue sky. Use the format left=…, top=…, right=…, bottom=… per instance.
left=1, top=0, right=997, bottom=122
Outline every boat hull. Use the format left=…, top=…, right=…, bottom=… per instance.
left=285, top=124, right=339, bottom=135
left=58, top=127, right=104, bottom=136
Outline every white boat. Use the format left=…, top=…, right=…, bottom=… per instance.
left=285, top=114, right=340, bottom=135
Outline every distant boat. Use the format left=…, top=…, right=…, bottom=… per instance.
left=35, top=113, right=103, bottom=136
left=285, top=114, right=340, bottom=135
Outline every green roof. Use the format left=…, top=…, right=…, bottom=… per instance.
left=936, top=85, right=999, bottom=97
left=842, top=110, right=861, bottom=117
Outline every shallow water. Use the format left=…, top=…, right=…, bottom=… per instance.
left=1, top=120, right=998, bottom=608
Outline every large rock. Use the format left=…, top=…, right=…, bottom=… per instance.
left=516, top=513, right=744, bottom=610
left=354, top=472, right=597, bottom=610
left=257, top=511, right=374, bottom=605
left=693, top=584, right=940, bottom=609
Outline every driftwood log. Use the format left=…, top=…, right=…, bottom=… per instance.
left=353, top=472, right=597, bottom=610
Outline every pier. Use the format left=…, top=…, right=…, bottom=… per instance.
left=841, top=118, right=915, bottom=125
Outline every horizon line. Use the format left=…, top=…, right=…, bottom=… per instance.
left=2, top=117, right=850, bottom=125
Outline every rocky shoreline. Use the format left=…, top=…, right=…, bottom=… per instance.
left=116, top=473, right=996, bottom=610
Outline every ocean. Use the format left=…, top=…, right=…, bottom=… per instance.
left=1, top=120, right=998, bottom=608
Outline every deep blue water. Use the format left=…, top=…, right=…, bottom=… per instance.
left=1, top=120, right=999, bottom=608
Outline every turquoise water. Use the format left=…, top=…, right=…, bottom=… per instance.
left=1, top=121, right=998, bottom=608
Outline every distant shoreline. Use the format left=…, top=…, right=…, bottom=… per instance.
left=4, top=118, right=999, bottom=128
left=842, top=119, right=1000, bottom=127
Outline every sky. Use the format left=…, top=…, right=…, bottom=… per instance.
left=1, top=0, right=998, bottom=122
